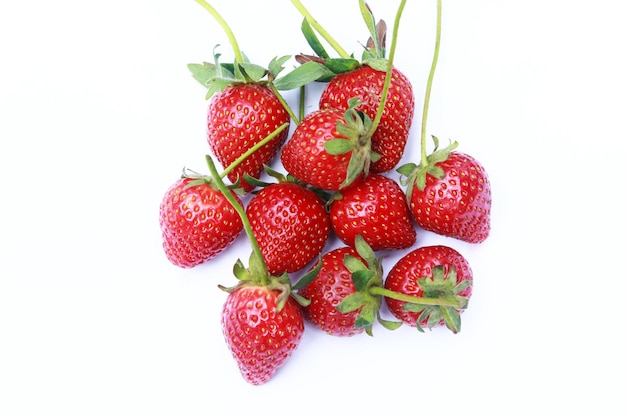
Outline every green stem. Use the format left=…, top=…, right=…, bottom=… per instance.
left=205, top=155, right=269, bottom=285
left=299, top=85, right=306, bottom=122
left=290, top=0, right=350, bottom=59
left=370, top=286, right=462, bottom=308
left=369, top=0, right=407, bottom=136
left=193, top=0, right=244, bottom=64
left=420, top=0, right=442, bottom=166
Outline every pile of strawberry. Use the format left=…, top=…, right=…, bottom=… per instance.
left=159, top=0, right=491, bottom=385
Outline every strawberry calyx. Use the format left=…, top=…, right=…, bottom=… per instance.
left=334, top=235, right=400, bottom=336
left=372, top=262, right=470, bottom=334
left=400, top=265, right=470, bottom=334
left=324, top=98, right=381, bottom=189
left=396, top=136, right=458, bottom=201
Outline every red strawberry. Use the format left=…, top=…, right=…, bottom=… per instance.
left=280, top=102, right=376, bottom=191
left=159, top=174, right=244, bottom=268
left=297, top=246, right=367, bottom=337
left=246, top=180, right=331, bottom=275
left=329, top=173, right=416, bottom=251
left=319, top=65, right=414, bottom=173
left=384, top=245, right=473, bottom=333
left=398, top=142, right=492, bottom=243
left=221, top=284, right=304, bottom=385
left=205, top=83, right=290, bottom=192
left=297, top=236, right=400, bottom=337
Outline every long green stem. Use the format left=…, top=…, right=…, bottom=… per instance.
left=205, top=155, right=269, bottom=285
left=370, top=286, right=462, bottom=308
left=220, top=123, right=289, bottom=179
left=420, top=0, right=442, bottom=165
left=290, top=0, right=350, bottom=59
left=369, top=0, right=407, bottom=136
left=193, top=0, right=244, bottom=63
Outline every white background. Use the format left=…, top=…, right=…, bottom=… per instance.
left=1, top=0, right=625, bottom=415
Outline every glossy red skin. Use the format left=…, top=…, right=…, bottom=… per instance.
left=221, top=286, right=304, bottom=385
left=207, top=83, right=290, bottom=192
left=280, top=108, right=363, bottom=191
left=246, top=182, right=331, bottom=275
left=330, top=173, right=416, bottom=251
left=384, top=245, right=473, bottom=328
left=319, top=66, right=415, bottom=173
left=409, top=151, right=491, bottom=243
left=159, top=177, right=244, bottom=268
left=297, top=247, right=365, bottom=337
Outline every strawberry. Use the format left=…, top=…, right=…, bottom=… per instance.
left=280, top=103, right=373, bottom=191
left=246, top=176, right=331, bottom=275
left=221, top=284, right=305, bottom=385
left=319, top=65, right=414, bottom=173
left=384, top=245, right=473, bottom=333
left=398, top=141, right=492, bottom=243
left=297, top=237, right=397, bottom=337
left=329, top=173, right=416, bottom=251
left=204, top=83, right=290, bottom=192
left=158, top=173, right=244, bottom=268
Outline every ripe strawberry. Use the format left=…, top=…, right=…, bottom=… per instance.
left=384, top=245, right=473, bottom=333
left=159, top=174, right=244, bottom=268
left=398, top=141, right=492, bottom=243
left=329, top=173, right=416, bottom=251
left=205, top=83, right=290, bottom=192
left=280, top=102, right=374, bottom=191
left=319, top=65, right=414, bottom=173
left=221, top=284, right=305, bottom=385
left=246, top=180, right=331, bottom=275
left=298, top=247, right=367, bottom=337
left=297, top=236, right=400, bottom=336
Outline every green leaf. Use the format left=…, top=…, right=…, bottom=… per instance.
left=377, top=313, right=403, bottom=331
left=441, top=306, right=462, bottom=334
left=354, top=303, right=376, bottom=328
left=351, top=270, right=374, bottom=292
left=365, top=58, right=388, bottom=72
left=268, top=55, right=291, bottom=79
left=238, top=62, right=268, bottom=82
left=343, top=254, right=367, bottom=274
left=354, top=234, right=376, bottom=267
left=359, top=0, right=377, bottom=46
left=396, top=162, right=417, bottom=178
left=232, top=259, right=250, bottom=281
left=188, top=62, right=217, bottom=86
left=273, top=61, right=335, bottom=90
left=301, top=18, right=329, bottom=59
left=324, top=138, right=354, bottom=155
left=336, top=292, right=368, bottom=313
left=324, top=58, right=361, bottom=74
